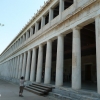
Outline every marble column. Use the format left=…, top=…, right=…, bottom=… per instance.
left=44, top=40, right=52, bottom=84
left=72, top=27, right=81, bottom=90
left=23, top=34, right=26, bottom=42
left=36, top=45, right=43, bottom=83
left=22, top=52, right=27, bottom=77
left=95, top=15, right=100, bottom=94
left=16, top=56, right=20, bottom=78
left=35, top=22, right=38, bottom=33
left=13, top=58, right=16, bottom=78
left=25, top=50, right=31, bottom=80
left=56, top=35, right=64, bottom=86
left=30, top=48, right=37, bottom=81
left=14, top=57, right=17, bottom=78
left=26, top=31, right=29, bottom=40
left=59, top=0, right=64, bottom=16
left=30, top=27, right=33, bottom=36
left=49, top=8, right=53, bottom=22
left=12, top=58, right=15, bottom=78
left=18, top=54, right=23, bottom=79
left=11, top=58, right=13, bottom=78
left=41, top=16, right=45, bottom=28
left=10, top=59, right=12, bottom=77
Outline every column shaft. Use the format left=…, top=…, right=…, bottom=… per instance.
left=44, top=40, right=52, bottom=84
left=56, top=35, right=64, bottom=86
left=30, top=27, right=33, bottom=36
left=36, top=45, right=43, bottom=83
left=41, top=16, right=45, bottom=28
left=49, top=8, right=53, bottom=22
left=22, top=52, right=27, bottom=77
left=26, top=32, right=29, bottom=39
left=59, top=0, right=64, bottom=15
left=16, top=56, right=20, bottom=78
left=72, top=27, right=81, bottom=90
left=30, top=48, right=37, bottom=81
left=95, top=15, right=100, bottom=94
left=35, top=23, right=38, bottom=33
left=18, top=54, right=23, bottom=79
left=25, top=50, right=31, bottom=80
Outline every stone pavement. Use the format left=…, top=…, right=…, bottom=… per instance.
left=0, top=79, right=50, bottom=100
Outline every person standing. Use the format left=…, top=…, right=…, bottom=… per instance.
left=19, top=76, right=25, bottom=97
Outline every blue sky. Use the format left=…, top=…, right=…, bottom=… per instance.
left=0, top=0, right=47, bottom=54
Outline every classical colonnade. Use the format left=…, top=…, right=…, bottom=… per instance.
left=2, top=15, right=100, bottom=94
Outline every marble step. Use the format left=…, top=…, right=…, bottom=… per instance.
left=49, top=92, right=100, bottom=100
left=52, top=88, right=100, bottom=98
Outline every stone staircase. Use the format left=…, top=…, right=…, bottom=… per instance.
left=24, top=83, right=53, bottom=96
left=48, top=88, right=100, bottom=100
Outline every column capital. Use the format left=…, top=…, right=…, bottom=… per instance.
left=95, top=15, right=100, bottom=19
left=47, top=39, right=52, bottom=43
left=39, top=44, right=43, bottom=47
left=72, top=26, right=82, bottom=30
left=57, top=34, right=64, bottom=38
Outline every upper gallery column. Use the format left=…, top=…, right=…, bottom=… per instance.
left=44, top=40, right=52, bottom=84
left=56, top=35, right=64, bottom=86
left=22, top=52, right=27, bottom=77
left=35, top=22, right=38, bottom=33
left=49, top=8, right=53, bottom=22
left=30, top=48, right=37, bottom=81
left=25, top=50, right=31, bottom=80
left=59, top=0, right=64, bottom=19
left=95, top=15, right=100, bottom=94
left=72, top=27, right=81, bottom=90
left=26, top=31, right=29, bottom=40
left=30, top=27, right=33, bottom=36
left=41, top=16, right=45, bottom=28
left=36, top=44, right=43, bottom=83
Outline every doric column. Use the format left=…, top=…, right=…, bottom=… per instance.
left=49, top=8, right=53, bottom=22
left=30, top=48, right=37, bottom=81
left=72, top=27, right=81, bottom=90
left=12, top=58, right=15, bottom=78
left=26, top=31, right=29, bottom=40
left=9, top=60, right=12, bottom=77
left=15, top=57, right=17, bottom=78
left=13, top=58, right=16, bottom=78
left=44, top=40, right=52, bottom=84
left=16, top=56, right=20, bottom=78
left=95, top=15, right=100, bottom=94
left=23, top=34, right=26, bottom=42
left=41, top=16, right=45, bottom=28
left=36, top=45, right=43, bottom=83
left=18, top=54, right=23, bottom=79
left=35, top=22, right=38, bottom=33
left=56, top=35, right=64, bottom=86
left=10, top=60, right=12, bottom=77
left=11, top=58, right=13, bottom=78
left=59, top=0, right=64, bottom=15
left=30, top=27, right=33, bottom=36
left=22, top=52, right=27, bottom=77
left=25, top=50, right=31, bottom=80
left=18, top=39, right=20, bottom=47
left=20, top=38, right=22, bottom=45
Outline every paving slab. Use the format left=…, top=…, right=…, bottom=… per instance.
left=0, top=79, right=50, bottom=100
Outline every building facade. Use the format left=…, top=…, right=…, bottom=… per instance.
left=0, top=0, right=100, bottom=94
